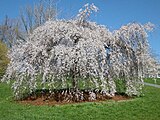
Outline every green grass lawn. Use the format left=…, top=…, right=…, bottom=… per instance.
left=144, top=78, right=160, bottom=85
left=0, top=82, right=160, bottom=120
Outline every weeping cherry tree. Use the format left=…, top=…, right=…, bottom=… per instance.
left=1, top=3, right=155, bottom=101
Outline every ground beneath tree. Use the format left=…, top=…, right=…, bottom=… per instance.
left=18, top=89, right=132, bottom=106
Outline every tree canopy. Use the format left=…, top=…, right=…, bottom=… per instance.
left=1, top=3, right=157, bottom=101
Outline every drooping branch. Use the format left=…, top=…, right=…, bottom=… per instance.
left=76, top=3, right=99, bottom=25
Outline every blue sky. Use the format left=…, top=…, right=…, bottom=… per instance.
left=0, top=0, right=160, bottom=59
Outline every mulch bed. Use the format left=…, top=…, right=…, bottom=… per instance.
left=18, top=89, right=132, bottom=106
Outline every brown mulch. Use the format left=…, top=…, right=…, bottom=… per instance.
left=18, top=89, right=132, bottom=106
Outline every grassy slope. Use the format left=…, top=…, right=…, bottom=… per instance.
left=0, top=82, right=160, bottom=120
left=144, top=78, right=160, bottom=85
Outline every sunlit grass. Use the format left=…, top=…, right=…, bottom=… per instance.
left=144, top=78, right=160, bottom=85
left=0, top=81, right=160, bottom=120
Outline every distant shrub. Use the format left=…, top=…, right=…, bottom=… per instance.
left=0, top=41, right=9, bottom=78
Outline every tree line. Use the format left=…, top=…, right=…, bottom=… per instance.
left=0, top=0, right=57, bottom=47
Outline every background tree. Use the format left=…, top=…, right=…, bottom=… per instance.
left=0, top=0, right=57, bottom=47
left=0, top=16, right=22, bottom=47
left=20, top=0, right=56, bottom=35
left=0, top=41, right=9, bottom=78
